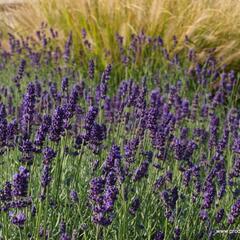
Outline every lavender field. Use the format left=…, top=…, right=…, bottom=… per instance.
left=0, top=23, right=240, bottom=240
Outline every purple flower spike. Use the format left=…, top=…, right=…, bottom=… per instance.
left=14, top=59, right=26, bottom=87
left=34, top=115, right=51, bottom=146
left=41, top=165, right=51, bottom=188
left=132, top=160, right=150, bottom=181
left=84, top=106, right=98, bottom=133
left=88, top=59, right=95, bottom=80
left=89, top=177, right=105, bottom=202
left=61, top=77, right=69, bottom=93
left=202, top=179, right=215, bottom=209
left=21, top=82, right=36, bottom=138
left=0, top=181, right=12, bottom=202
left=12, top=166, right=29, bottom=197
left=100, top=64, right=112, bottom=99
left=42, top=147, right=56, bottom=164
left=49, top=106, right=65, bottom=142
left=228, top=199, right=240, bottom=224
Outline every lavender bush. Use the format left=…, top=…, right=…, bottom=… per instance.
left=0, top=25, right=239, bottom=239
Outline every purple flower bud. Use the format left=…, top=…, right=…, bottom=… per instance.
left=181, top=99, right=190, bottom=118
left=31, top=205, right=36, bottom=217
left=41, top=164, right=51, bottom=188
left=61, top=77, right=69, bottom=92
left=81, top=28, right=87, bottom=39
left=174, top=227, right=181, bottom=240
left=153, top=176, right=166, bottom=192
left=0, top=181, right=12, bottom=202
left=215, top=208, right=224, bottom=223
left=92, top=212, right=112, bottom=226
left=161, top=187, right=178, bottom=210
left=88, top=59, right=95, bottom=80
left=60, top=233, right=71, bottom=240
left=70, top=190, right=79, bottom=203
left=0, top=115, right=7, bottom=147
left=11, top=212, right=26, bottom=227
left=63, top=32, right=72, bottom=62
left=60, top=220, right=66, bottom=234
left=0, top=103, right=6, bottom=118
left=153, top=230, right=164, bottom=240
left=199, top=209, right=208, bottom=221
left=129, top=197, right=140, bottom=215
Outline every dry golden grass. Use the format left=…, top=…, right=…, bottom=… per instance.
left=1, top=0, right=240, bottom=67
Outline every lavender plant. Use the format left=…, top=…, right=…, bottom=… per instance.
left=0, top=26, right=239, bottom=240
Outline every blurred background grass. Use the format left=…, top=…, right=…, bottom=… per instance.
left=1, top=0, right=240, bottom=69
